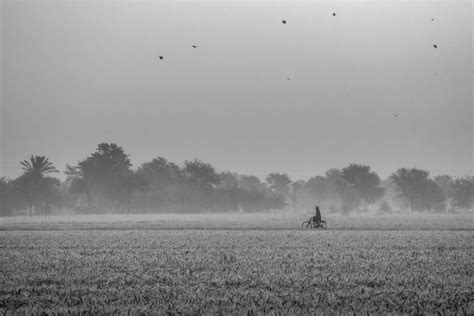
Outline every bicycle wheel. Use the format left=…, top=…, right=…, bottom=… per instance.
left=320, top=220, right=327, bottom=229
left=301, top=220, right=311, bottom=228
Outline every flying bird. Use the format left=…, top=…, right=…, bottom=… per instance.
left=333, top=13, right=336, bottom=16
left=192, top=45, right=197, bottom=48
left=158, top=56, right=164, bottom=60
left=431, top=18, right=435, bottom=21
left=395, top=114, right=399, bottom=118
left=282, top=20, right=286, bottom=24
left=433, top=44, right=438, bottom=48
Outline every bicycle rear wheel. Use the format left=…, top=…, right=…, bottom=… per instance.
left=320, top=221, right=328, bottom=229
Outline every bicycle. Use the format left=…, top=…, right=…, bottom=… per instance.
left=301, top=218, right=327, bottom=229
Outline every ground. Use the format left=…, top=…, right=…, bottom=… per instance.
left=1, top=212, right=473, bottom=314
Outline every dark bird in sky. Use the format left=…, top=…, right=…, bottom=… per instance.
left=433, top=44, right=438, bottom=48
left=192, top=45, right=197, bottom=48
left=431, top=18, right=434, bottom=21
left=333, top=13, right=336, bottom=16
left=159, top=56, right=163, bottom=60
left=282, top=20, right=286, bottom=24
left=395, top=114, right=399, bottom=118
left=287, top=77, right=290, bottom=80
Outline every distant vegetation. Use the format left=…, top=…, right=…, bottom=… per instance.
left=0, top=142, right=472, bottom=216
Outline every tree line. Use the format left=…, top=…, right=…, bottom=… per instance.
left=0, top=143, right=472, bottom=216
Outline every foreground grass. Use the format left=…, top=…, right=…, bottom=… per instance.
left=1, top=214, right=473, bottom=314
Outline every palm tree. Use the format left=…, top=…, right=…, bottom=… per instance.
left=19, top=156, right=58, bottom=216
left=20, top=155, right=58, bottom=179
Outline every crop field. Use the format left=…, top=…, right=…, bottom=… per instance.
left=1, top=213, right=473, bottom=314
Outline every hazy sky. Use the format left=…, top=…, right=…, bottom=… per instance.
left=1, top=0, right=472, bottom=181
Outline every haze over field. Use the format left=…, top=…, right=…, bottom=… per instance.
left=0, top=2, right=473, bottom=314
left=1, top=0, right=472, bottom=181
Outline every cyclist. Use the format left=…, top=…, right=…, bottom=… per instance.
left=312, top=206, right=322, bottom=226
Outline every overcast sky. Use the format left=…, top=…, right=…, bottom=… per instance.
left=1, top=0, right=472, bottom=181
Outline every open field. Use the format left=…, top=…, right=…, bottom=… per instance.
left=1, top=212, right=473, bottom=231
left=1, top=213, right=473, bottom=314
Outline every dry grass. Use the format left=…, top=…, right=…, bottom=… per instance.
left=0, top=213, right=473, bottom=314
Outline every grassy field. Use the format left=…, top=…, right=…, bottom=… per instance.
left=1, top=213, right=473, bottom=314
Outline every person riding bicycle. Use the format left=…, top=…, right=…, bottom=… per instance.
left=312, top=206, right=322, bottom=226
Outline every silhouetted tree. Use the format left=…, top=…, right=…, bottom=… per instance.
left=15, top=156, right=59, bottom=216
left=303, top=176, right=334, bottom=206
left=449, top=177, right=474, bottom=211
left=391, top=168, right=428, bottom=212
left=65, top=164, right=92, bottom=209
left=419, top=178, right=446, bottom=212
left=0, top=178, right=14, bottom=216
left=340, top=164, right=385, bottom=205
left=117, top=170, right=145, bottom=215
left=266, top=173, right=292, bottom=197
left=138, top=157, right=182, bottom=191
left=325, top=168, right=343, bottom=183
left=20, top=155, right=58, bottom=179
left=434, top=175, right=453, bottom=198
left=133, top=157, right=182, bottom=210
left=36, top=177, right=62, bottom=216
left=391, top=168, right=445, bottom=212
left=72, top=143, right=133, bottom=211
left=0, top=177, right=30, bottom=216
left=239, top=175, right=265, bottom=192
left=183, top=159, right=220, bottom=189
left=323, top=168, right=358, bottom=213
left=218, top=171, right=239, bottom=190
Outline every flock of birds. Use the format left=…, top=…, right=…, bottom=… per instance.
left=156, top=13, right=443, bottom=119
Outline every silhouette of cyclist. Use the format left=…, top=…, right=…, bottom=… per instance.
left=312, top=206, right=322, bottom=226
